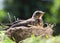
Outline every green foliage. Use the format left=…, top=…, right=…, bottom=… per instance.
left=0, top=31, right=15, bottom=43
left=44, top=0, right=60, bottom=23
left=20, top=35, right=60, bottom=43
left=50, top=0, right=60, bottom=23
left=0, top=10, right=7, bottom=22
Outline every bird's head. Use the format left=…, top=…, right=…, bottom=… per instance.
left=32, top=11, right=45, bottom=19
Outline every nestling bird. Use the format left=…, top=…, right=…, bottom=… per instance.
left=10, top=11, right=45, bottom=28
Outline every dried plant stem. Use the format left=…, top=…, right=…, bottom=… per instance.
left=8, top=12, right=12, bottom=23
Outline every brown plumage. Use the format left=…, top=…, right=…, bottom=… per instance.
left=10, top=11, right=45, bottom=28
left=6, top=24, right=53, bottom=43
left=6, top=11, right=53, bottom=43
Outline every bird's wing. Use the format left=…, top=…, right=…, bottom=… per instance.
left=10, top=18, right=35, bottom=28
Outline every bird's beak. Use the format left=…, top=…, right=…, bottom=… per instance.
left=39, top=11, right=45, bottom=19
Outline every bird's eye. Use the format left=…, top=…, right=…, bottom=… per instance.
left=43, top=23, right=47, bottom=27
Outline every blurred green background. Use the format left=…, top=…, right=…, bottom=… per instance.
left=0, top=0, right=60, bottom=35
